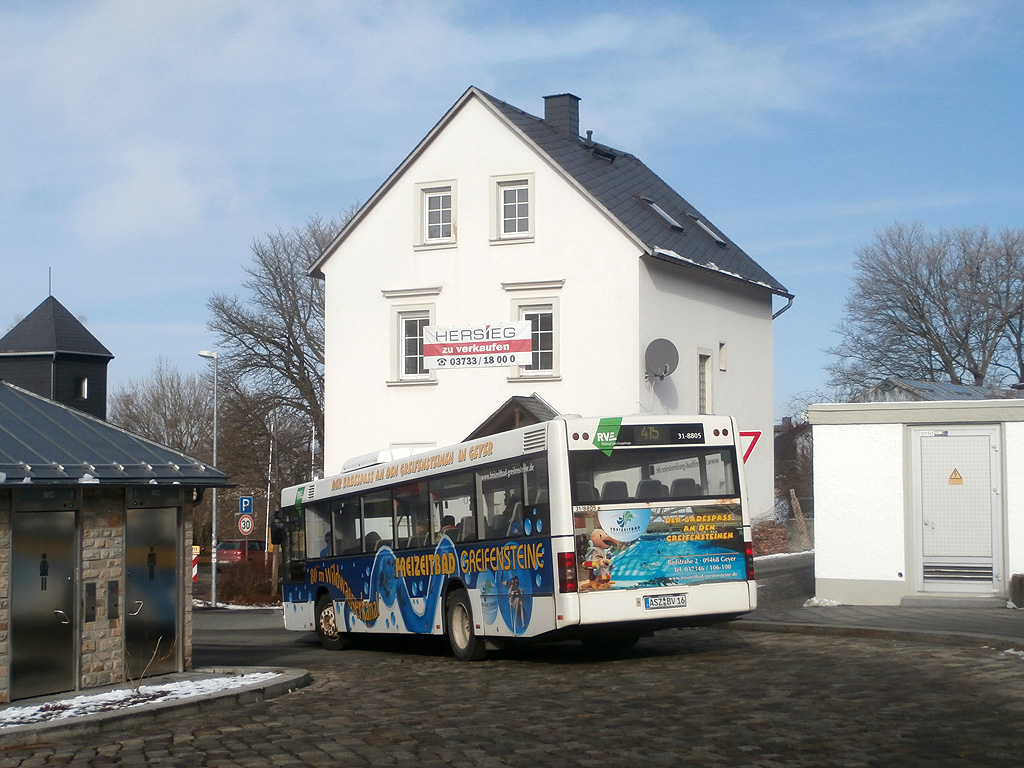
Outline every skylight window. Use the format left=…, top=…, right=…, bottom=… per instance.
left=641, top=198, right=684, bottom=231
left=687, top=214, right=727, bottom=247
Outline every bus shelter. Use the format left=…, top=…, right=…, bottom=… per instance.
left=0, top=381, right=230, bottom=703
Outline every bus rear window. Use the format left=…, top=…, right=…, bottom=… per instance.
left=570, top=447, right=738, bottom=504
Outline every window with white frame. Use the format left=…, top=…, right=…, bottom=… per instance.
left=504, top=282, right=562, bottom=380
left=426, top=191, right=452, bottom=240
left=401, top=312, right=429, bottom=379
left=415, top=182, right=456, bottom=247
left=385, top=289, right=440, bottom=385
left=501, top=184, right=529, bottom=235
left=524, top=308, right=553, bottom=371
left=514, top=302, right=557, bottom=377
left=492, top=174, right=534, bottom=241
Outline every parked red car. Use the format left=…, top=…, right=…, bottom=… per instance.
left=215, top=539, right=266, bottom=569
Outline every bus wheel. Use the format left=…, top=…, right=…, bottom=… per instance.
left=446, top=589, right=487, bottom=661
left=315, top=594, right=347, bottom=651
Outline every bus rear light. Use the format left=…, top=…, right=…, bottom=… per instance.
left=745, top=542, right=755, bottom=581
left=557, top=551, right=578, bottom=593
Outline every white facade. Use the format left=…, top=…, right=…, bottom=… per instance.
left=318, top=89, right=785, bottom=518
left=809, top=400, right=1024, bottom=605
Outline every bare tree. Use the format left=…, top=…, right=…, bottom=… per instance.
left=206, top=209, right=356, bottom=473
left=827, top=223, right=1024, bottom=394
left=108, top=358, right=212, bottom=456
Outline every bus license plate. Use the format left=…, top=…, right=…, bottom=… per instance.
left=643, top=593, right=687, bottom=611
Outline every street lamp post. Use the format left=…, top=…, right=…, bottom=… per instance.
left=198, top=349, right=219, bottom=607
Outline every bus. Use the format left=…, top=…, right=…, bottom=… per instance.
left=277, top=414, right=756, bottom=660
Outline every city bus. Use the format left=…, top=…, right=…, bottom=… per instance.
left=277, top=414, right=756, bottom=660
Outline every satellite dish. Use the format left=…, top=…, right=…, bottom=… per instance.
left=645, top=338, right=679, bottom=381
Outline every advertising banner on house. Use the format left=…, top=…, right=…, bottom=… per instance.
left=423, top=322, right=532, bottom=369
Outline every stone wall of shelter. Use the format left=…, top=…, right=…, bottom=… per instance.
left=79, top=487, right=126, bottom=689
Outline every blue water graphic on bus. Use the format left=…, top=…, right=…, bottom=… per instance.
left=607, top=535, right=745, bottom=588
left=289, top=534, right=552, bottom=637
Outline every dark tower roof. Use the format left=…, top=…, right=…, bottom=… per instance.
left=0, top=296, right=113, bottom=359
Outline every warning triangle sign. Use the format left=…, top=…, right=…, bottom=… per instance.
left=949, top=469, right=963, bottom=485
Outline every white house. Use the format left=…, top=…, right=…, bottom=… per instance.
left=313, top=87, right=792, bottom=517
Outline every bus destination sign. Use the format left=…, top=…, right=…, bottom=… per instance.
left=619, top=423, right=706, bottom=446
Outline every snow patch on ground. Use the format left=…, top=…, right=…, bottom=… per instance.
left=755, top=550, right=814, bottom=561
left=0, top=672, right=278, bottom=729
left=193, top=599, right=279, bottom=610
left=803, top=596, right=841, bottom=607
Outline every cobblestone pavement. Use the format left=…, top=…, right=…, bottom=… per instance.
left=3, top=627, right=1024, bottom=767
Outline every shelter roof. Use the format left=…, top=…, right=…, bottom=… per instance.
left=0, top=380, right=229, bottom=487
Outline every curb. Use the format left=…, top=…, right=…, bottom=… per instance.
left=724, top=619, right=1024, bottom=652
left=0, top=667, right=311, bottom=749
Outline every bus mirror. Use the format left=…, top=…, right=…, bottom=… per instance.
left=270, top=521, right=285, bottom=546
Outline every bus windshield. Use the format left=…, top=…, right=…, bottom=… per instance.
left=570, top=446, right=738, bottom=504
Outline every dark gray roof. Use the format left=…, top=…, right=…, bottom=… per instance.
left=464, top=394, right=562, bottom=441
left=0, top=296, right=113, bottom=358
left=0, top=380, right=229, bottom=487
left=313, top=87, right=790, bottom=298
left=477, top=89, right=790, bottom=297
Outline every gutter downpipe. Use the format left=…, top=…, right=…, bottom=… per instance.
left=772, top=295, right=794, bottom=320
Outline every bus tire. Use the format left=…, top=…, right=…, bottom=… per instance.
left=446, top=589, right=487, bottom=661
left=315, top=594, right=348, bottom=651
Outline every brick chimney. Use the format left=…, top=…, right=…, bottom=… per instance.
left=543, top=93, right=581, bottom=137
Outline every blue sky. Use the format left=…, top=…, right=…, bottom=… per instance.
left=2, top=0, right=1022, bottom=417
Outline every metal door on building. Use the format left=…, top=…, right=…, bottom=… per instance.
left=913, top=426, right=1002, bottom=594
left=10, top=510, right=77, bottom=700
left=125, top=507, right=180, bottom=678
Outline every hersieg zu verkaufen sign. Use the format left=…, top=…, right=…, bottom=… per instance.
left=423, top=322, right=532, bottom=369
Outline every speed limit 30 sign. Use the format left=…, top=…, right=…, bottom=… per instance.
left=238, top=513, right=255, bottom=536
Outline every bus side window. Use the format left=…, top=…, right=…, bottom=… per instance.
left=429, top=472, right=475, bottom=542
left=394, top=481, right=430, bottom=549
left=476, top=456, right=548, bottom=540
left=362, top=490, right=394, bottom=551
left=307, top=504, right=332, bottom=559
left=335, top=497, right=362, bottom=555
left=524, top=457, right=550, bottom=535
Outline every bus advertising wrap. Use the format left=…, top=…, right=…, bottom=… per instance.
left=284, top=529, right=552, bottom=639
left=574, top=502, right=746, bottom=591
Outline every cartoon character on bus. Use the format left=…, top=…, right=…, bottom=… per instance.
left=582, top=528, right=617, bottom=590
